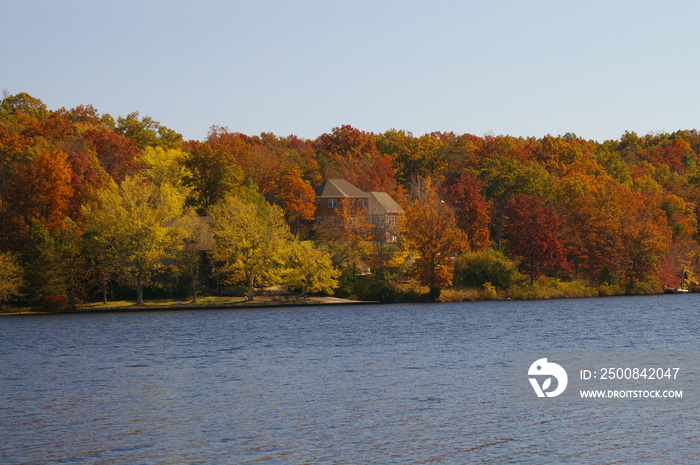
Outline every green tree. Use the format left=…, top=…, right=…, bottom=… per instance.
left=479, top=156, right=552, bottom=250
left=22, top=221, right=68, bottom=303
left=116, top=112, right=182, bottom=149
left=209, top=194, right=291, bottom=301
left=81, top=176, right=184, bottom=304
left=0, top=92, right=49, bottom=121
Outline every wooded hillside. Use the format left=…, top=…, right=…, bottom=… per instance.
left=2, top=92, right=699, bottom=307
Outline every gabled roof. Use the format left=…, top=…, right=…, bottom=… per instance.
left=367, top=192, right=404, bottom=214
left=315, top=179, right=368, bottom=199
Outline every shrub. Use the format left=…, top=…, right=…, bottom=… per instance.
left=482, top=282, right=498, bottom=299
left=41, top=294, right=67, bottom=312
left=455, top=250, right=522, bottom=289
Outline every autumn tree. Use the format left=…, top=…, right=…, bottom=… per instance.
left=286, top=241, right=339, bottom=297
left=81, top=176, right=184, bottom=304
left=558, top=174, right=625, bottom=284
left=171, top=208, right=214, bottom=303
left=66, top=150, right=111, bottom=217
left=314, top=125, right=396, bottom=192
left=275, top=164, right=316, bottom=233
left=83, top=127, right=142, bottom=182
left=479, top=155, right=552, bottom=250
left=314, top=197, right=374, bottom=272
left=504, top=194, right=571, bottom=283
left=1, top=149, right=73, bottom=249
left=401, top=178, right=468, bottom=300
left=618, top=190, right=672, bottom=293
left=0, top=251, right=23, bottom=309
left=443, top=172, right=490, bottom=251
left=209, top=193, right=291, bottom=301
left=183, top=141, right=243, bottom=211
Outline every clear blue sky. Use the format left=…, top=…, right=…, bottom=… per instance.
left=3, top=0, right=699, bottom=142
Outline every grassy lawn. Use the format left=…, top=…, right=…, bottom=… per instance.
left=0, top=294, right=301, bottom=315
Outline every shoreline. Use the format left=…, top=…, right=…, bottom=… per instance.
left=0, top=296, right=380, bottom=316
left=1, top=290, right=689, bottom=316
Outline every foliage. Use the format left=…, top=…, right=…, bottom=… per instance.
left=314, top=198, right=374, bottom=270
left=81, top=176, right=184, bottom=304
left=286, top=241, right=339, bottom=296
left=442, top=172, right=490, bottom=251
left=1, top=92, right=49, bottom=121
left=2, top=149, right=73, bottom=248
left=314, top=125, right=396, bottom=192
left=209, top=193, right=291, bottom=301
left=40, top=294, right=67, bottom=312
left=4, top=90, right=700, bottom=304
left=183, top=141, right=243, bottom=211
left=504, top=194, right=572, bottom=282
left=22, top=221, right=69, bottom=303
left=170, top=207, right=214, bottom=303
left=116, top=112, right=182, bottom=149
left=0, top=251, right=23, bottom=307
left=401, top=178, right=468, bottom=299
left=275, top=164, right=316, bottom=230
left=455, top=249, right=522, bottom=290
left=478, top=154, right=553, bottom=249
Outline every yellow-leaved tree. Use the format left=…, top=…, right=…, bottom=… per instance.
left=285, top=241, right=339, bottom=298
left=81, top=176, right=184, bottom=304
left=170, top=207, right=214, bottom=303
left=209, top=192, right=291, bottom=301
left=0, top=251, right=23, bottom=309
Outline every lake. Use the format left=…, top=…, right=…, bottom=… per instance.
left=1, top=295, right=699, bottom=464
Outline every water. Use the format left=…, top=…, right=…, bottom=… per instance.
left=1, top=294, right=699, bottom=464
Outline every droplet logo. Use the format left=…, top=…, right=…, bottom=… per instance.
left=528, top=358, right=568, bottom=397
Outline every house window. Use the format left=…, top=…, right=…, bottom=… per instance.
left=328, top=199, right=338, bottom=208
left=358, top=199, right=365, bottom=208
left=315, top=200, right=321, bottom=208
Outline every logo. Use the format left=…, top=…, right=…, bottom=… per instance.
left=528, top=358, right=568, bottom=397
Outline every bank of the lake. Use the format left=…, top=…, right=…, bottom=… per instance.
left=0, top=278, right=674, bottom=316
left=0, top=295, right=376, bottom=316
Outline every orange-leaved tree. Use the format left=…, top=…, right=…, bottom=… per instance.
left=402, top=178, right=467, bottom=300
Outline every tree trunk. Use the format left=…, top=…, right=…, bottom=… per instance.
left=136, top=266, right=144, bottom=305
left=495, top=202, right=505, bottom=251
left=101, top=270, right=108, bottom=304
left=190, top=274, right=197, bottom=303
left=246, top=275, right=255, bottom=301
left=428, top=286, right=441, bottom=301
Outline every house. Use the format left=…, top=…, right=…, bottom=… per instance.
left=314, top=179, right=404, bottom=242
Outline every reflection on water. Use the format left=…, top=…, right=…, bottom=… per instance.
left=1, top=295, right=699, bottom=463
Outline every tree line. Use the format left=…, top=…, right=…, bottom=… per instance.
left=1, top=92, right=699, bottom=309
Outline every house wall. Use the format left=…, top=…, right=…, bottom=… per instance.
left=315, top=197, right=342, bottom=219
left=315, top=197, right=367, bottom=220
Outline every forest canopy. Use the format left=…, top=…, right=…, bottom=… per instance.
left=2, top=92, right=699, bottom=308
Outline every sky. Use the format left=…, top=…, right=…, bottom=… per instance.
left=2, top=0, right=700, bottom=142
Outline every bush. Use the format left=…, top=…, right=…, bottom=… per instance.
left=41, top=294, right=67, bottom=312
left=482, top=282, right=498, bottom=299
left=455, top=250, right=522, bottom=289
